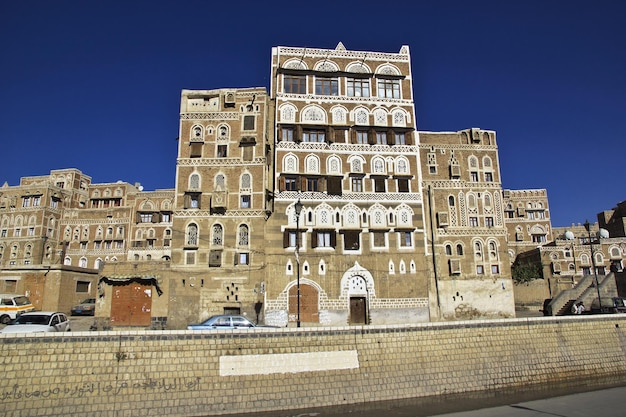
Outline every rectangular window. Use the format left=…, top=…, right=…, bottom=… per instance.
left=283, top=230, right=302, bottom=249
left=315, top=77, right=338, bottom=95
left=140, top=213, right=153, bottom=223
left=22, top=197, right=30, bottom=207
left=302, top=129, right=325, bottom=143
left=397, top=178, right=409, bottom=192
left=284, top=75, right=306, bottom=94
left=485, top=217, right=494, bottom=227
left=327, top=177, right=342, bottom=196
left=161, top=213, right=171, bottom=223
left=343, top=231, right=360, bottom=250
left=306, top=178, right=319, bottom=192
left=491, top=265, right=500, bottom=274
left=0, top=229, right=6, bottom=237
left=372, top=231, right=386, bottom=248
left=532, top=234, right=547, bottom=243
left=217, top=145, right=227, bottom=158
left=186, top=251, right=196, bottom=265
left=477, top=265, right=484, bottom=275
left=209, top=250, right=222, bottom=267
left=376, top=132, right=387, bottom=145
left=470, top=172, right=479, bottom=182
left=282, top=127, right=294, bottom=142
left=374, top=178, right=386, bottom=193
left=399, top=231, right=412, bottom=247
left=312, top=230, right=337, bottom=248
left=236, top=252, right=249, bottom=265
left=285, top=176, right=298, bottom=191
left=76, top=281, right=90, bottom=293
left=105, top=241, right=112, bottom=249
left=32, top=196, right=41, bottom=206
left=94, top=241, right=101, bottom=249
left=351, top=177, right=363, bottom=192
left=240, top=195, right=251, bottom=208
left=469, top=217, right=478, bottom=227
left=80, top=242, right=87, bottom=250
left=243, top=115, right=255, bottom=131
left=356, top=130, right=368, bottom=144
left=395, top=132, right=406, bottom=145
left=27, top=227, right=35, bottom=236
left=116, top=241, right=124, bottom=249
left=51, top=198, right=59, bottom=208
left=377, top=79, right=400, bottom=98
left=347, top=78, right=370, bottom=97
left=485, top=172, right=493, bottom=182
left=14, top=228, right=21, bottom=237
left=189, top=142, right=202, bottom=158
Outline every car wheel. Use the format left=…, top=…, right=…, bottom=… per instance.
left=0, top=315, right=10, bottom=324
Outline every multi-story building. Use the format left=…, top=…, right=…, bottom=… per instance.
left=167, top=87, right=272, bottom=325
left=502, top=189, right=553, bottom=261
left=7, top=42, right=596, bottom=327
left=419, top=128, right=516, bottom=319
left=263, top=43, right=430, bottom=326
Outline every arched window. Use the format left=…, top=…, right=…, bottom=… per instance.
left=238, top=224, right=249, bottom=246
left=189, top=173, right=200, bottom=189
left=456, top=244, right=464, bottom=256
left=448, top=196, right=455, bottom=207
left=186, top=223, right=198, bottom=246
left=212, top=224, right=223, bottom=246
left=241, top=173, right=251, bottom=189
left=445, top=244, right=452, bottom=255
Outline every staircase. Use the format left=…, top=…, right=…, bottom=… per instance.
left=556, top=299, right=576, bottom=316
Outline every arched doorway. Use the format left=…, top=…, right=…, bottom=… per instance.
left=288, top=283, right=319, bottom=323
left=348, top=275, right=368, bottom=324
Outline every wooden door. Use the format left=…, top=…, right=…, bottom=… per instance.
left=288, top=284, right=319, bottom=323
left=349, top=297, right=367, bottom=324
left=110, top=282, right=152, bottom=326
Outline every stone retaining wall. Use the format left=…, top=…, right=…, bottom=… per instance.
left=2, top=315, right=626, bottom=417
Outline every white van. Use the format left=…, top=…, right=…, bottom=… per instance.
left=0, top=294, right=35, bottom=324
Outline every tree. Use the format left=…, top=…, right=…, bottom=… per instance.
left=511, top=261, right=542, bottom=284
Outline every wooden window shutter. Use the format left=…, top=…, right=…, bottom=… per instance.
left=368, top=128, right=376, bottom=145
left=326, top=126, right=334, bottom=144
left=184, top=194, right=190, bottom=209
left=311, top=231, right=318, bottom=248
left=319, top=177, right=327, bottom=192
left=300, top=177, right=307, bottom=191
left=405, top=131, right=413, bottom=145
left=387, top=129, right=395, bottom=145
left=283, top=231, right=289, bottom=248
left=330, top=231, right=337, bottom=247
left=350, top=128, right=356, bottom=144
left=279, top=176, right=286, bottom=192
left=296, top=125, right=303, bottom=143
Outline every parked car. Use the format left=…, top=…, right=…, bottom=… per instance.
left=71, top=298, right=96, bottom=316
left=0, top=312, right=71, bottom=333
left=187, top=315, right=273, bottom=330
left=0, top=294, right=35, bottom=324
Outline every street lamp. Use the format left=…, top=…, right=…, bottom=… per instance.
left=294, top=199, right=303, bottom=327
left=584, top=220, right=603, bottom=312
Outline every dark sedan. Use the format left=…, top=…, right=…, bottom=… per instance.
left=187, top=315, right=272, bottom=330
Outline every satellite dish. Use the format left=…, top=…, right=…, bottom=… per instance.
left=564, top=231, right=575, bottom=240
left=598, top=229, right=609, bottom=239
left=138, top=185, right=144, bottom=191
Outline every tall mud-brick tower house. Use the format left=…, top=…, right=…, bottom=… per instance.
left=419, top=128, right=515, bottom=319
left=264, top=43, right=430, bottom=326
left=170, top=88, right=271, bottom=325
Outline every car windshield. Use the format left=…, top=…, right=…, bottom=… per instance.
left=14, top=296, right=31, bottom=306
left=13, top=314, right=51, bottom=325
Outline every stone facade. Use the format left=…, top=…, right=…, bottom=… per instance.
left=6, top=42, right=621, bottom=326
left=265, top=43, right=429, bottom=326
left=419, top=129, right=515, bottom=319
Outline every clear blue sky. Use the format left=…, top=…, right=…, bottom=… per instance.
left=1, top=1, right=624, bottom=227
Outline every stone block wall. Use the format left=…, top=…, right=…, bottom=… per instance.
left=2, top=315, right=626, bottom=416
